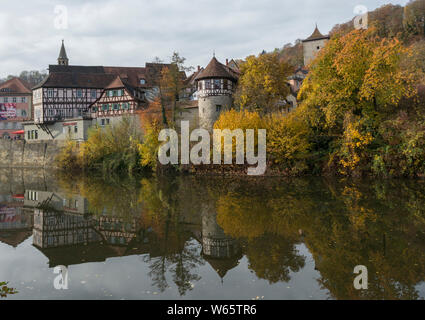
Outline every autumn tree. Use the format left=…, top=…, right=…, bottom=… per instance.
left=159, top=52, right=193, bottom=126
left=298, top=27, right=416, bottom=175
left=234, top=52, right=293, bottom=113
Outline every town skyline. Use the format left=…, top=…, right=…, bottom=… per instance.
left=0, top=0, right=409, bottom=78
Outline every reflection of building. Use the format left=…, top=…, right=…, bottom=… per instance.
left=32, top=209, right=99, bottom=248
left=200, top=205, right=242, bottom=279
left=0, top=194, right=33, bottom=247
left=0, top=78, right=32, bottom=140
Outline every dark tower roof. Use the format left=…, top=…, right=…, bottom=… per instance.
left=303, top=25, right=330, bottom=42
left=58, top=40, right=69, bottom=65
left=194, top=57, right=238, bottom=82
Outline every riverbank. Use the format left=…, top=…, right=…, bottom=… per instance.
left=0, top=139, right=63, bottom=169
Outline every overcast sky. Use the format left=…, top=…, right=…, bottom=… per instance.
left=0, top=0, right=409, bottom=77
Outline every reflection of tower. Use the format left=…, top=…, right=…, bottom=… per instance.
left=201, top=204, right=241, bottom=280
left=195, top=56, right=238, bottom=131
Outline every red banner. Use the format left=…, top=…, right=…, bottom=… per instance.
left=0, top=103, right=17, bottom=119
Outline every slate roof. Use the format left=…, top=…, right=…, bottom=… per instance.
left=58, top=40, right=68, bottom=60
left=34, top=63, right=172, bottom=90
left=194, top=57, right=238, bottom=82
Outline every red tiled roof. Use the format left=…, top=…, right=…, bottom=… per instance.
left=0, top=77, right=31, bottom=94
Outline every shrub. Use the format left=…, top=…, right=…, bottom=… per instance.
left=55, top=139, right=81, bottom=171
left=138, top=120, right=164, bottom=171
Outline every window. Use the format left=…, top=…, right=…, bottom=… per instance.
left=113, top=90, right=117, bottom=97
left=123, top=103, right=128, bottom=110
left=101, top=119, right=105, bottom=126
left=12, top=97, right=17, bottom=103
left=77, top=89, right=82, bottom=97
left=74, top=126, right=78, bottom=133
left=317, top=46, right=320, bottom=50
left=140, top=79, right=146, bottom=85
left=91, top=89, right=97, bottom=98
left=21, top=110, right=27, bottom=117
left=114, top=104, right=119, bottom=110
left=106, top=119, right=110, bottom=125
left=27, top=131, right=31, bottom=140
left=4, top=97, right=8, bottom=103
left=216, top=105, right=222, bottom=112
left=205, top=80, right=211, bottom=89
left=214, top=79, right=221, bottom=89
left=102, top=104, right=108, bottom=111
left=31, top=130, right=34, bottom=139
left=34, top=130, right=38, bottom=139
left=48, top=89, right=53, bottom=97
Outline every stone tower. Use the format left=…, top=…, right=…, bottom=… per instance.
left=195, top=57, right=238, bottom=130
left=57, top=40, right=69, bottom=66
left=302, top=25, right=329, bottom=66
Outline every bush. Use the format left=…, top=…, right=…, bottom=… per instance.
left=138, top=120, right=164, bottom=171
left=55, top=139, right=81, bottom=171
left=57, top=116, right=143, bottom=174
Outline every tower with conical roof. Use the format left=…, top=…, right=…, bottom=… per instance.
left=302, top=24, right=329, bottom=66
left=57, top=40, right=69, bottom=66
left=195, top=56, right=238, bottom=130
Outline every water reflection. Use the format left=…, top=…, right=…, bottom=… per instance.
left=0, top=169, right=424, bottom=300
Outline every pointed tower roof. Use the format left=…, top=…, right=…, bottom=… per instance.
left=303, top=24, right=329, bottom=42
left=194, top=57, right=238, bottom=82
left=58, top=40, right=68, bottom=59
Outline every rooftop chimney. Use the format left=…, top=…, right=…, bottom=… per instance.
left=226, top=59, right=229, bottom=66
left=197, top=65, right=201, bottom=71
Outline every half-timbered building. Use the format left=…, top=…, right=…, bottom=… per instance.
left=24, top=41, right=173, bottom=141
left=89, top=76, right=146, bottom=125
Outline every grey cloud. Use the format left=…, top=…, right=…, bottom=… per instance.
left=0, top=0, right=410, bottom=77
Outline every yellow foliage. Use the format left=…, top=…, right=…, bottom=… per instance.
left=214, top=109, right=311, bottom=172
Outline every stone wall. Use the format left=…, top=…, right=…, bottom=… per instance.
left=0, top=140, right=64, bottom=168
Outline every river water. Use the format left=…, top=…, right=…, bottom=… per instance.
left=0, top=169, right=424, bottom=300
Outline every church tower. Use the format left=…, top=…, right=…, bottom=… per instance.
left=302, top=25, right=329, bottom=66
left=57, top=40, right=69, bottom=66
left=195, top=56, right=238, bottom=130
